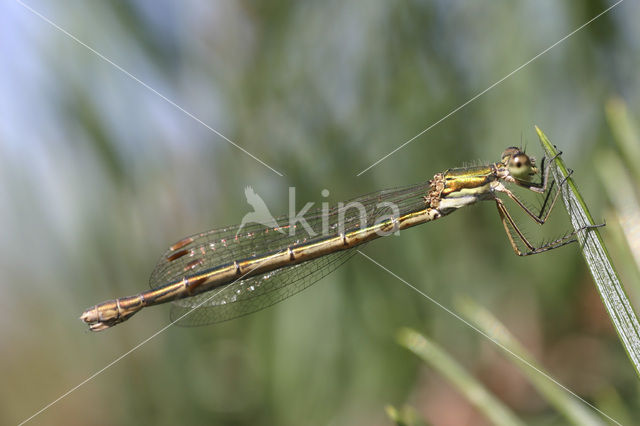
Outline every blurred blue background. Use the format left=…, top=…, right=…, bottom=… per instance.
left=2, top=1, right=639, bottom=425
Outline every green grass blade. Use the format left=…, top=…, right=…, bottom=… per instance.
left=594, top=148, right=640, bottom=279
left=602, top=98, right=640, bottom=279
left=456, top=297, right=606, bottom=426
left=605, top=98, right=640, bottom=184
left=536, top=126, right=640, bottom=379
left=397, top=328, right=526, bottom=426
left=384, top=404, right=428, bottom=426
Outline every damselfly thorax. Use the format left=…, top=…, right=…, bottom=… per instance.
left=81, top=147, right=594, bottom=331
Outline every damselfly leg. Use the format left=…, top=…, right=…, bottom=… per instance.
left=494, top=152, right=600, bottom=256
left=81, top=146, right=603, bottom=330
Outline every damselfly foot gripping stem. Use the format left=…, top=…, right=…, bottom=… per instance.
left=81, top=147, right=601, bottom=331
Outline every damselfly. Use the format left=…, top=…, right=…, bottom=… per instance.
left=81, top=147, right=596, bottom=331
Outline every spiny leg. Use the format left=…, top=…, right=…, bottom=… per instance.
left=534, top=167, right=574, bottom=222
left=495, top=198, right=536, bottom=254
left=516, top=148, right=563, bottom=193
left=536, top=178, right=556, bottom=221
left=500, top=169, right=573, bottom=226
left=504, top=148, right=565, bottom=221
left=494, top=198, right=602, bottom=256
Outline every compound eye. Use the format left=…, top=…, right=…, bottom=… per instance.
left=512, top=155, right=526, bottom=168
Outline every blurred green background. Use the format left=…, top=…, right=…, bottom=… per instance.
left=2, top=1, right=640, bottom=425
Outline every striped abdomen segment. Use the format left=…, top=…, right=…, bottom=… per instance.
left=80, top=207, right=441, bottom=331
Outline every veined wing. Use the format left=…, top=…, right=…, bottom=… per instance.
left=170, top=250, right=356, bottom=326
left=148, top=182, right=430, bottom=326
left=149, top=182, right=430, bottom=290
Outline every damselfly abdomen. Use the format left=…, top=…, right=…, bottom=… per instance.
left=81, top=147, right=592, bottom=331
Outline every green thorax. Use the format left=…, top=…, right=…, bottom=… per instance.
left=441, top=164, right=497, bottom=197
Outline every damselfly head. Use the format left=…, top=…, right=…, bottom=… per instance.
left=501, top=147, right=538, bottom=181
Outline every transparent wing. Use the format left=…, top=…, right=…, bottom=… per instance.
left=169, top=250, right=356, bottom=326
left=149, top=182, right=430, bottom=289
left=148, top=181, right=430, bottom=326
